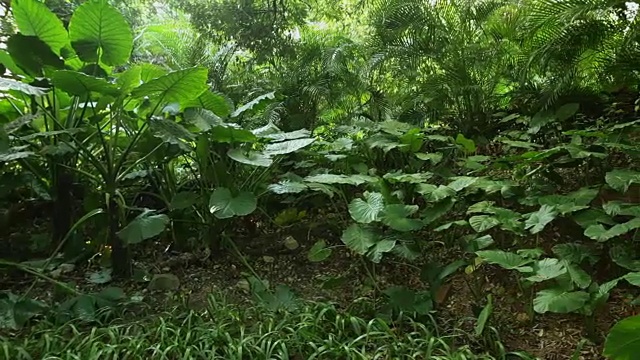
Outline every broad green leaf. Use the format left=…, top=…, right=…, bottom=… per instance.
left=183, top=108, right=224, bottom=132
left=51, top=70, right=119, bottom=97
left=611, top=246, right=640, bottom=272
left=384, top=172, right=433, bottom=184
left=264, top=138, right=315, bottom=155
left=307, top=240, right=332, bottom=262
left=552, top=243, right=598, bottom=265
left=184, top=91, right=232, bottom=117
left=422, top=198, right=455, bottom=225
left=606, top=169, right=640, bottom=193
left=169, top=192, right=199, bottom=211
left=464, top=234, right=495, bottom=252
left=368, top=239, right=396, bottom=263
left=7, top=34, right=64, bottom=76
left=208, top=188, right=257, bottom=219
left=418, top=184, right=456, bottom=202
left=0, top=50, right=27, bottom=77
left=381, top=204, right=423, bottom=232
left=624, top=272, right=640, bottom=287
left=467, top=201, right=496, bottom=214
left=117, top=212, right=169, bottom=244
left=526, top=258, right=566, bottom=282
left=0, top=292, right=48, bottom=330
left=87, top=268, right=112, bottom=284
left=585, top=218, right=640, bottom=242
left=455, top=133, right=476, bottom=154
left=567, top=187, right=599, bottom=206
left=469, top=215, right=500, bottom=232
left=533, top=288, right=589, bottom=314
left=476, top=250, right=533, bottom=272
left=525, top=205, right=557, bottom=234
left=555, top=103, right=579, bottom=121
left=447, top=176, right=479, bottom=191
left=131, top=67, right=208, bottom=106
left=211, top=125, right=258, bottom=143
left=572, top=208, right=614, bottom=228
left=604, top=314, right=640, bottom=359
left=262, top=129, right=311, bottom=141
left=304, top=173, right=377, bottom=185
left=267, top=180, right=308, bottom=194
left=68, top=0, right=133, bottom=66
left=231, top=92, right=275, bottom=117
left=227, top=148, right=272, bottom=167
left=12, top=0, right=68, bottom=55
left=434, top=220, right=468, bottom=231
left=415, top=152, right=443, bottom=164
left=564, top=261, right=592, bottom=289
left=341, top=224, right=377, bottom=255
left=149, top=118, right=194, bottom=151
left=0, top=78, right=47, bottom=96
left=348, top=192, right=384, bottom=223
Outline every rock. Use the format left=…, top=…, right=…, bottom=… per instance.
left=262, top=256, right=275, bottom=263
left=236, top=279, right=250, bottom=292
left=148, top=273, right=180, bottom=291
left=283, top=236, right=299, bottom=250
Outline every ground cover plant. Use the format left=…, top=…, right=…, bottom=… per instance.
left=1, top=0, right=640, bottom=359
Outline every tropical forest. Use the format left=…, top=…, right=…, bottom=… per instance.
left=0, top=0, right=640, bottom=358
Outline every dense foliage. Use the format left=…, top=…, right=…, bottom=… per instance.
left=1, top=0, right=639, bottom=358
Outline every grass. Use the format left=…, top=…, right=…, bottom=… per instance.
left=0, top=293, right=537, bottom=360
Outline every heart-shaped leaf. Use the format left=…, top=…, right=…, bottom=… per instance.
left=208, top=188, right=257, bottom=219
left=604, top=314, right=640, bottom=359
left=380, top=204, right=423, bottom=232
left=533, top=288, right=589, bottom=314
left=117, top=211, right=169, bottom=245
left=469, top=215, right=500, bottom=232
left=227, top=148, right=273, bottom=167
left=68, top=0, right=133, bottom=66
left=476, top=250, right=533, bottom=272
left=12, top=0, right=68, bottom=55
left=308, top=240, right=332, bottom=262
left=131, top=67, right=208, bottom=106
left=348, top=192, right=384, bottom=223
left=341, top=224, right=378, bottom=255
left=525, top=205, right=557, bottom=234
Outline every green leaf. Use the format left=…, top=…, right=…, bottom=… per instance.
left=208, top=188, right=257, bottom=219
left=308, top=240, right=332, bottom=262
left=476, top=250, right=533, bottom=272
left=348, top=192, right=385, bottom=223
left=368, top=239, right=396, bottom=263
left=263, top=138, right=315, bottom=155
left=169, top=192, right=199, bottom=211
left=117, top=211, right=169, bottom=245
left=380, top=204, right=423, bottom=232
left=341, top=224, right=377, bottom=255
left=7, top=34, right=64, bottom=76
left=606, top=169, right=640, bottom=193
left=183, top=108, right=224, bottom=132
left=525, top=205, right=557, bottom=234
left=304, top=173, right=377, bottom=185
left=227, top=148, right=273, bottom=167
left=211, top=125, right=258, bottom=143
left=555, top=103, right=579, bottom=121
left=87, top=268, right=112, bottom=284
left=267, top=180, right=308, bottom=194
left=564, top=261, right=592, bottom=289
left=469, top=215, right=500, bottom=232
left=422, top=198, right=455, bottom=225
left=533, top=288, right=589, bottom=314
left=526, top=258, right=566, bottom=282
left=455, top=133, right=476, bottom=154
left=262, top=129, right=311, bottom=141
left=447, top=176, right=479, bottom=191
left=68, top=0, right=133, bottom=66
left=131, top=67, right=208, bottom=106
left=231, top=92, right=275, bottom=117
left=475, top=295, right=493, bottom=336
left=184, top=91, right=232, bottom=117
left=552, top=243, right=598, bottom=265
left=0, top=292, right=48, bottom=330
left=415, top=152, right=443, bottom=164
left=0, top=78, right=47, bottom=96
left=11, top=0, right=68, bottom=55
left=51, top=70, right=119, bottom=97
left=604, top=314, right=640, bottom=359
left=624, top=272, right=640, bottom=287
left=418, top=184, right=456, bottom=202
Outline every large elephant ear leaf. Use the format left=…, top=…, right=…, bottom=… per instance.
left=604, top=314, right=640, bottom=359
left=131, top=67, right=209, bottom=107
left=68, top=0, right=133, bottom=66
left=117, top=211, right=169, bottom=245
left=11, top=0, right=69, bottom=55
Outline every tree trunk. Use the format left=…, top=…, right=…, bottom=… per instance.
left=108, top=197, right=131, bottom=278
